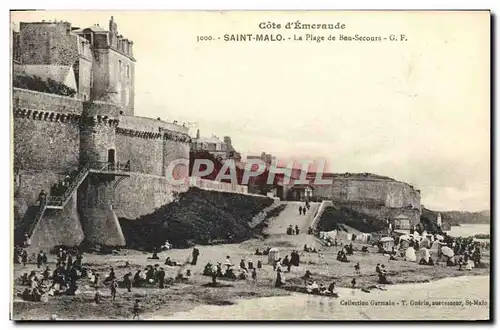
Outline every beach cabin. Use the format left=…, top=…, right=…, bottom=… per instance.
left=379, top=237, right=394, bottom=253
left=393, top=215, right=411, bottom=230
left=268, top=248, right=280, bottom=264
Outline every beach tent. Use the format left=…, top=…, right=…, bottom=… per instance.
left=405, top=247, right=417, bottom=262
left=355, top=233, right=372, bottom=244
left=380, top=237, right=394, bottom=252
left=441, top=246, right=454, bottom=258
left=419, top=238, right=431, bottom=249
left=337, top=231, right=349, bottom=241
left=418, top=248, right=430, bottom=263
left=268, top=248, right=280, bottom=264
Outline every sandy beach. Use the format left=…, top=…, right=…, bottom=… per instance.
left=12, top=202, right=490, bottom=320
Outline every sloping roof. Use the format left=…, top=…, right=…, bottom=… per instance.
left=15, top=65, right=74, bottom=86
left=193, top=136, right=224, bottom=144
left=82, top=25, right=107, bottom=33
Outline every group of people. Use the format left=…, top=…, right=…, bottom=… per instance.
left=17, top=247, right=86, bottom=302
left=298, top=203, right=310, bottom=215
left=286, top=225, right=300, bottom=235
left=203, top=256, right=261, bottom=284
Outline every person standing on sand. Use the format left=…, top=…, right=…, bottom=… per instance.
left=252, top=268, right=257, bottom=282
left=158, top=267, right=166, bottom=288
left=191, top=246, right=200, bottom=265
left=295, top=225, right=300, bottom=235
left=132, top=299, right=140, bottom=320
left=351, top=278, right=356, bottom=288
left=299, top=205, right=303, bottom=215
left=275, top=268, right=284, bottom=288
left=110, top=279, right=117, bottom=301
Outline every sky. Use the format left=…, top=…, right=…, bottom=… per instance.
left=11, top=10, right=491, bottom=211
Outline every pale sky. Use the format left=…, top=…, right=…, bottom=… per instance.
left=11, top=10, right=491, bottom=211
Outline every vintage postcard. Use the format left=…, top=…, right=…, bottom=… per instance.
left=10, top=10, right=491, bottom=321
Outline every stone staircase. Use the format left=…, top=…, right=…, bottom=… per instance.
left=14, top=166, right=90, bottom=246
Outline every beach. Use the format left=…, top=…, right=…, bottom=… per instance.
left=12, top=202, right=490, bottom=320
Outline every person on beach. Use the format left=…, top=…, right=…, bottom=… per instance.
left=354, top=262, right=361, bottom=274
left=328, top=281, right=336, bottom=293
left=275, top=268, right=284, bottom=288
left=299, top=205, right=303, bottom=215
left=132, top=299, right=140, bottom=320
left=295, top=225, right=300, bottom=235
left=110, top=279, right=117, bottom=301
left=158, top=267, right=166, bottom=288
left=123, top=272, right=132, bottom=292
left=351, top=278, right=356, bottom=288
left=252, top=268, right=257, bottom=282
left=375, top=263, right=381, bottom=274
left=191, top=247, right=200, bottom=265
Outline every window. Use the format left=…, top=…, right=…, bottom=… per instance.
left=126, top=65, right=130, bottom=78
left=118, top=60, right=122, bottom=74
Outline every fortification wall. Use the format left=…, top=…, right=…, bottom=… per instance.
left=112, top=172, right=189, bottom=220
left=13, top=113, right=80, bottom=172
left=119, top=115, right=189, bottom=134
left=29, top=192, right=85, bottom=252
left=13, top=88, right=83, bottom=114
left=14, top=170, right=64, bottom=223
left=115, top=115, right=190, bottom=176
left=115, top=134, right=163, bottom=175
left=163, top=139, right=190, bottom=178
left=332, top=178, right=421, bottom=209
left=337, top=201, right=421, bottom=226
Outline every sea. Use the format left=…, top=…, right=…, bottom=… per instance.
left=445, top=224, right=490, bottom=238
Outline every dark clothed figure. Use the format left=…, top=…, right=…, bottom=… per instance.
left=191, top=247, right=200, bottom=265
left=158, top=268, right=166, bottom=288
left=124, top=273, right=132, bottom=292
left=295, top=225, right=300, bottom=235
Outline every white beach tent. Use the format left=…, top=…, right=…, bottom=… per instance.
left=405, top=246, right=417, bottom=262
left=268, top=248, right=280, bottom=264
left=380, top=237, right=395, bottom=251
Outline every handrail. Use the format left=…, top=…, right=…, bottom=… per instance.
left=46, top=166, right=90, bottom=208
left=88, top=161, right=131, bottom=173
left=25, top=200, right=47, bottom=238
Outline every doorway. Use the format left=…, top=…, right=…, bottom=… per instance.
left=108, top=149, right=116, bottom=164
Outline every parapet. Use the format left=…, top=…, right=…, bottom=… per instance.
left=118, top=115, right=190, bottom=135
left=82, top=101, right=121, bottom=118
left=13, top=88, right=83, bottom=114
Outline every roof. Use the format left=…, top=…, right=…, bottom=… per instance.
left=14, top=64, right=74, bottom=86
left=394, top=214, right=410, bottom=219
left=193, top=136, right=224, bottom=144
left=82, top=25, right=107, bottom=33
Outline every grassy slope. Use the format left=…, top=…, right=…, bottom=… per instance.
left=119, top=187, right=273, bottom=250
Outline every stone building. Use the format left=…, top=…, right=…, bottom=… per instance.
left=191, top=130, right=241, bottom=161
left=14, top=17, right=135, bottom=114
left=13, top=16, right=190, bottom=251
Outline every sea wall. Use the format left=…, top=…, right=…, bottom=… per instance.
left=332, top=178, right=421, bottom=210
left=28, top=191, right=85, bottom=252
left=336, top=201, right=421, bottom=226
left=13, top=112, right=81, bottom=172
left=112, top=172, right=189, bottom=220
